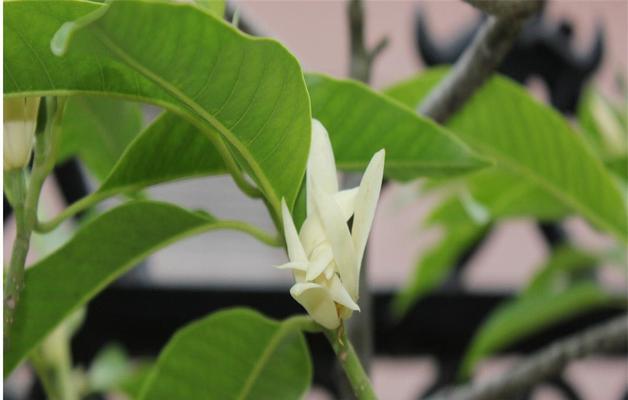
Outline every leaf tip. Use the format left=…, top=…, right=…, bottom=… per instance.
left=51, top=22, right=75, bottom=57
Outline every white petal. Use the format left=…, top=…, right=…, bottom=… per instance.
left=352, top=149, right=385, bottom=270
left=306, top=119, right=339, bottom=215
left=300, top=190, right=355, bottom=256
left=306, top=246, right=334, bottom=281
left=290, top=282, right=340, bottom=329
left=334, top=188, right=358, bottom=221
left=274, top=261, right=308, bottom=271
left=329, top=275, right=360, bottom=311
left=281, top=199, right=308, bottom=263
left=311, top=179, right=359, bottom=299
left=293, top=270, right=306, bottom=283
left=323, top=262, right=335, bottom=280
left=299, top=215, right=326, bottom=257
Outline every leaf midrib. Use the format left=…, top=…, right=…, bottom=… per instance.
left=471, top=140, right=627, bottom=242
left=89, top=26, right=281, bottom=213
left=236, top=321, right=294, bottom=400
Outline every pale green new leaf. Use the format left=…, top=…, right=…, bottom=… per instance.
left=138, top=309, right=312, bottom=400
left=57, top=96, right=143, bottom=181
left=386, top=69, right=628, bottom=241
left=4, top=0, right=310, bottom=214
left=4, top=201, right=271, bottom=375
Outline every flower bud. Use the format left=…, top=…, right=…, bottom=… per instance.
left=4, top=97, right=40, bottom=171
left=277, top=119, right=385, bottom=329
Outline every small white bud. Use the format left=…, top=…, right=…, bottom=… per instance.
left=4, top=97, right=40, bottom=171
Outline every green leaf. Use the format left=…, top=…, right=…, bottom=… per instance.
left=577, top=89, right=627, bottom=159
left=5, top=0, right=310, bottom=214
left=48, top=67, right=490, bottom=212
left=57, top=96, right=143, bottom=181
left=306, top=74, right=487, bottom=179
left=426, top=169, right=568, bottom=227
left=525, top=246, right=598, bottom=296
left=4, top=201, right=270, bottom=375
left=386, top=69, right=628, bottom=241
left=117, top=361, right=154, bottom=399
left=98, top=72, right=487, bottom=201
left=460, top=283, right=621, bottom=377
left=138, top=309, right=311, bottom=400
left=392, top=224, right=485, bottom=316
left=193, top=0, right=225, bottom=18
left=606, top=155, right=628, bottom=183
left=98, top=112, right=225, bottom=194
left=393, top=167, right=569, bottom=316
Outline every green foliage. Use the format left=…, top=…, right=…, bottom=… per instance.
left=393, top=223, right=485, bottom=316
left=525, top=246, right=598, bottom=295
left=577, top=87, right=627, bottom=185
left=138, top=308, right=312, bottom=400
left=5, top=0, right=311, bottom=215
left=76, top=72, right=488, bottom=211
left=393, top=167, right=570, bottom=315
left=99, top=112, right=225, bottom=194
left=193, top=0, right=226, bottom=17
left=57, top=96, right=143, bottom=181
left=386, top=69, right=628, bottom=242
left=306, top=74, right=487, bottom=179
left=460, top=247, right=625, bottom=377
left=577, top=88, right=627, bottom=159
left=426, top=169, right=568, bottom=226
left=4, top=201, right=270, bottom=375
left=606, top=155, right=628, bottom=182
left=4, top=2, right=626, bottom=398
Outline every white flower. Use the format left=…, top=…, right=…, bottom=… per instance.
left=277, top=119, right=385, bottom=329
left=4, top=97, right=40, bottom=171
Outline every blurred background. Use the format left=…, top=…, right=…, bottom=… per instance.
left=4, top=1, right=627, bottom=399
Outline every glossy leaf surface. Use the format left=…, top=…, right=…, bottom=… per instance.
left=4, top=201, right=263, bottom=374
left=138, top=309, right=312, bottom=400
left=386, top=69, right=628, bottom=241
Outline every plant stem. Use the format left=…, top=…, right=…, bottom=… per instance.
left=35, top=191, right=106, bottom=233
left=348, top=0, right=388, bottom=83
left=325, top=327, right=378, bottom=400
left=218, top=220, right=283, bottom=247
left=427, top=314, right=628, bottom=400
left=345, top=0, right=387, bottom=384
left=3, top=170, right=29, bottom=337
left=419, top=0, right=543, bottom=123
left=4, top=97, right=66, bottom=346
